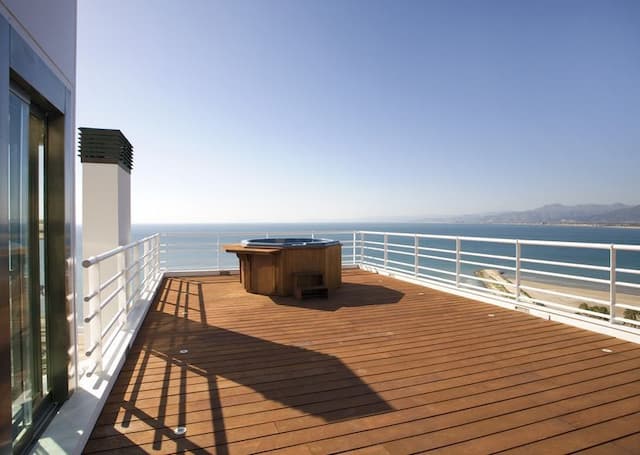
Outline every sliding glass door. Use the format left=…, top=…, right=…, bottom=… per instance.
left=8, top=90, right=51, bottom=449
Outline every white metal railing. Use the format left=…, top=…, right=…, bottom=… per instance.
left=357, top=231, right=640, bottom=332
left=82, top=233, right=162, bottom=376
left=82, top=228, right=639, bottom=373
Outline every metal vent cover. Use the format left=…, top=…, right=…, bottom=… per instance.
left=78, top=127, right=134, bottom=172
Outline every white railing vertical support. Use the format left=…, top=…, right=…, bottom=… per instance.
left=216, top=234, right=220, bottom=271
left=89, top=264, right=103, bottom=375
left=155, top=235, right=161, bottom=276
left=414, top=234, right=419, bottom=277
left=352, top=231, right=356, bottom=266
left=610, top=245, right=616, bottom=324
left=117, top=252, right=127, bottom=327
left=515, top=241, right=521, bottom=301
left=360, top=231, right=365, bottom=265
left=383, top=234, right=389, bottom=270
left=455, top=237, right=461, bottom=288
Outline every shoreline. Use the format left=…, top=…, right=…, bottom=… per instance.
left=474, top=269, right=640, bottom=318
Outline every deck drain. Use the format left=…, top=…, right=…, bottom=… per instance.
left=601, top=348, right=614, bottom=353
left=174, top=426, right=187, bottom=436
left=179, top=349, right=189, bottom=354
left=418, top=292, right=424, bottom=296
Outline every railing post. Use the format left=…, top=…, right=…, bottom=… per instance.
left=87, top=264, right=103, bottom=375
left=414, top=235, right=419, bottom=277
left=155, top=234, right=161, bottom=276
left=352, top=231, right=356, bottom=266
left=360, top=232, right=364, bottom=264
left=610, top=245, right=616, bottom=324
left=383, top=234, right=388, bottom=270
left=216, top=234, right=220, bottom=271
left=130, top=242, right=139, bottom=310
left=117, top=251, right=127, bottom=325
left=455, top=237, right=461, bottom=288
left=515, top=241, right=521, bottom=301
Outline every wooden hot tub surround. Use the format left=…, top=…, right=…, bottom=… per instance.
left=223, top=243, right=342, bottom=296
left=224, top=241, right=341, bottom=296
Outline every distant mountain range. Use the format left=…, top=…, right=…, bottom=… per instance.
left=420, top=204, right=640, bottom=225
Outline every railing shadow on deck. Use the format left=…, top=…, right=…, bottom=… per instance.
left=88, top=277, right=394, bottom=453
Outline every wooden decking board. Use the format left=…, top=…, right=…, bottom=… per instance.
left=105, top=336, right=631, bottom=412
left=574, top=432, right=640, bottom=454
left=120, top=313, right=564, bottom=373
left=85, top=270, right=640, bottom=454
left=96, top=335, right=635, bottom=428
left=92, top=364, right=640, bottom=448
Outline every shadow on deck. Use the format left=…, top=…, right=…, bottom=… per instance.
left=84, top=270, right=640, bottom=454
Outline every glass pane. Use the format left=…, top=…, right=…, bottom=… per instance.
left=9, top=92, right=33, bottom=444
left=29, top=112, right=49, bottom=404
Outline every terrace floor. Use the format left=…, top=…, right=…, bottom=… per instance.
left=85, top=269, right=640, bottom=454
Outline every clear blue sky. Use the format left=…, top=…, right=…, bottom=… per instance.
left=77, top=0, right=640, bottom=223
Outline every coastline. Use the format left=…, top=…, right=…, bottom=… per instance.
left=474, top=269, right=640, bottom=318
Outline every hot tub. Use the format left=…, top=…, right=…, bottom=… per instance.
left=224, top=238, right=342, bottom=296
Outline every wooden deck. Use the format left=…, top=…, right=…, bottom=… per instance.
left=85, top=270, right=640, bottom=454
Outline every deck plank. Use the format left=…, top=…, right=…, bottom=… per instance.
left=85, top=270, right=640, bottom=454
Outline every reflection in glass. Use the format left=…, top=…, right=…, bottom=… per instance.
left=8, top=92, right=50, bottom=448
left=9, top=92, right=33, bottom=444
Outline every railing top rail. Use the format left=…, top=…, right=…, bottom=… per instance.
left=357, top=230, right=640, bottom=250
left=159, top=230, right=356, bottom=237
left=82, top=233, right=160, bottom=268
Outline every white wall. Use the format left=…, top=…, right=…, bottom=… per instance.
left=0, top=0, right=76, bottom=88
left=83, top=163, right=131, bottom=259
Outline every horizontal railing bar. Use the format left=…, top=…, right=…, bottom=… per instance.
left=85, top=340, right=100, bottom=357
left=614, top=316, right=640, bottom=326
left=101, top=308, right=126, bottom=339
left=385, top=242, right=415, bottom=249
left=520, top=267, right=610, bottom=284
left=100, top=320, right=126, bottom=359
left=417, top=265, right=457, bottom=276
left=417, top=253, right=457, bottom=263
left=357, top=230, right=640, bottom=250
left=460, top=259, right=517, bottom=271
left=616, top=281, right=640, bottom=290
left=99, top=284, right=125, bottom=311
left=460, top=251, right=515, bottom=262
left=84, top=269, right=124, bottom=302
left=617, top=267, right=640, bottom=276
left=418, top=246, right=456, bottom=255
left=386, top=249, right=415, bottom=257
left=387, top=258, right=413, bottom=268
left=459, top=281, right=515, bottom=298
left=416, top=271, right=456, bottom=285
left=460, top=273, right=514, bottom=288
left=362, top=255, right=384, bottom=262
left=386, top=264, right=414, bottom=275
left=83, top=233, right=159, bottom=267
left=520, top=257, right=610, bottom=272
left=519, top=294, right=611, bottom=316
left=519, top=284, right=610, bottom=306
left=616, top=303, right=640, bottom=312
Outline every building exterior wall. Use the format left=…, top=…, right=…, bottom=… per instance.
left=0, top=0, right=76, bottom=88
left=0, top=1, right=77, bottom=453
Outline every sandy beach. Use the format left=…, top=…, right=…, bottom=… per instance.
left=474, top=269, right=640, bottom=320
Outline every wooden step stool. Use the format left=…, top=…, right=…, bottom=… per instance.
left=293, top=272, right=328, bottom=299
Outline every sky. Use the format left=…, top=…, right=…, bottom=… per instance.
left=77, top=0, right=640, bottom=223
